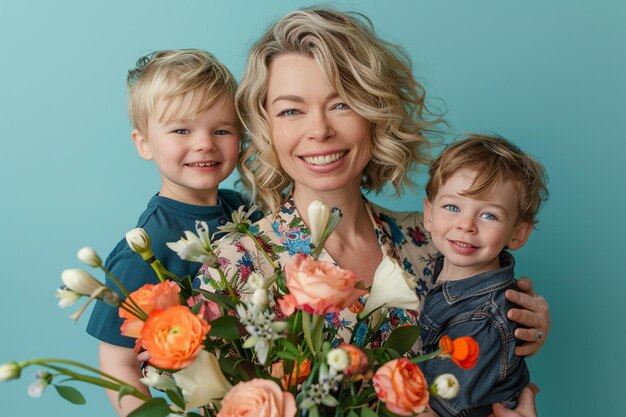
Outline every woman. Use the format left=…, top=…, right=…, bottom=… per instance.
left=199, top=7, right=549, bottom=416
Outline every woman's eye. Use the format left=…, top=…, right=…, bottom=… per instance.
left=480, top=212, right=498, bottom=221
left=443, top=204, right=460, bottom=212
left=173, top=128, right=190, bottom=135
left=333, top=102, right=350, bottom=110
left=277, top=109, right=301, bottom=117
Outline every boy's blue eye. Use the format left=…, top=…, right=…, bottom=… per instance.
left=480, top=212, right=498, bottom=221
left=173, top=129, right=190, bottom=135
left=215, top=130, right=229, bottom=136
left=443, top=204, right=460, bottom=212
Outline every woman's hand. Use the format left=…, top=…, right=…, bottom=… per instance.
left=491, top=384, right=539, bottom=417
left=505, top=277, right=550, bottom=356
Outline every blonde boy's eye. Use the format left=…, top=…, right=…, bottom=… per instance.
left=173, top=128, right=190, bottom=135
left=215, top=130, right=230, bottom=136
left=480, top=212, right=499, bottom=221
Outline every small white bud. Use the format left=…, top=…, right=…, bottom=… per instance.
left=77, top=247, right=102, bottom=267
left=0, top=362, right=21, bottom=381
left=431, top=373, right=460, bottom=399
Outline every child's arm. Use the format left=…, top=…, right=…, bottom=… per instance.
left=99, top=342, right=151, bottom=417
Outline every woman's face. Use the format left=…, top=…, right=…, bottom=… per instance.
left=265, top=54, right=372, bottom=200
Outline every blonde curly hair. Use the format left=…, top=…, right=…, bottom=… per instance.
left=236, top=7, right=443, bottom=213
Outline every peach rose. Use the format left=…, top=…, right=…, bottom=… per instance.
left=140, top=305, right=210, bottom=370
left=439, top=335, right=479, bottom=369
left=217, top=378, right=296, bottom=417
left=119, top=281, right=180, bottom=338
left=373, top=358, right=429, bottom=416
left=278, top=253, right=367, bottom=316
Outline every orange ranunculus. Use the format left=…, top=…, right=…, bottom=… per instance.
left=140, top=305, right=210, bottom=370
left=439, top=335, right=479, bottom=370
left=373, top=358, right=429, bottom=416
left=217, top=379, right=296, bottom=417
left=119, top=281, right=180, bottom=338
left=339, top=344, right=369, bottom=377
left=271, top=359, right=311, bottom=389
left=277, top=253, right=367, bottom=316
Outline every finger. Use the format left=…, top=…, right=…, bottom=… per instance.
left=137, top=351, right=151, bottom=362
left=516, top=384, right=539, bottom=411
left=514, top=327, right=546, bottom=343
left=508, top=307, right=543, bottom=329
left=515, top=276, right=535, bottom=295
left=506, top=290, right=544, bottom=312
left=514, top=342, right=540, bottom=357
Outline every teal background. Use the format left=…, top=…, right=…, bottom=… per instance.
left=1, top=1, right=624, bottom=416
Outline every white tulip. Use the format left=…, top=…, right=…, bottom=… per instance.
left=77, top=247, right=102, bottom=267
left=431, top=373, right=460, bottom=399
left=0, top=362, right=21, bottom=381
left=327, top=348, right=350, bottom=372
left=359, top=256, right=421, bottom=318
left=125, top=228, right=154, bottom=260
left=61, top=269, right=102, bottom=296
left=173, top=350, right=232, bottom=411
left=308, top=200, right=331, bottom=247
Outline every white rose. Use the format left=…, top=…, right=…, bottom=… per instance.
left=327, top=348, right=350, bottom=372
left=431, top=373, right=460, bottom=399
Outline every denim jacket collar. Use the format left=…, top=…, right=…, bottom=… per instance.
left=433, top=251, right=516, bottom=305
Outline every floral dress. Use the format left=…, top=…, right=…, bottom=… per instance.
left=197, top=196, right=438, bottom=349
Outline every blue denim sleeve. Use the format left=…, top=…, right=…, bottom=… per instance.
left=419, top=317, right=528, bottom=417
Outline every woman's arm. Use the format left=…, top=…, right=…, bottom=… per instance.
left=505, top=278, right=550, bottom=356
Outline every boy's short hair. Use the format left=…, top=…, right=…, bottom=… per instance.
left=426, top=134, right=548, bottom=225
left=127, top=49, right=237, bottom=135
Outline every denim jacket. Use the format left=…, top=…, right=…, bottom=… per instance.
left=418, top=251, right=529, bottom=417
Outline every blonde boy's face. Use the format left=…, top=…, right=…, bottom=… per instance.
left=423, top=168, right=533, bottom=280
left=132, top=93, right=240, bottom=206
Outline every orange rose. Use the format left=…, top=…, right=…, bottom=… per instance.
left=140, top=305, right=210, bottom=370
left=339, top=344, right=369, bottom=377
left=271, top=359, right=311, bottom=389
left=119, top=281, right=180, bottom=338
left=373, top=358, right=429, bottom=416
left=439, top=335, right=479, bottom=369
left=278, top=253, right=367, bottom=316
left=217, top=379, right=296, bottom=417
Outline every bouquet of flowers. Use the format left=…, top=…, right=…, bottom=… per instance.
left=0, top=201, right=478, bottom=417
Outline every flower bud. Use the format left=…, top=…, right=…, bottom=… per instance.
left=430, top=373, right=460, bottom=399
left=27, top=379, right=49, bottom=398
left=308, top=200, right=331, bottom=247
left=0, top=362, right=21, bottom=381
left=327, top=348, right=350, bottom=372
left=251, top=288, right=269, bottom=311
left=248, top=272, right=266, bottom=291
left=77, top=247, right=102, bottom=267
left=125, top=228, right=154, bottom=260
left=61, top=269, right=102, bottom=296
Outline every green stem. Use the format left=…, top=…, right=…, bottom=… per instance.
left=217, top=268, right=239, bottom=303
left=312, top=314, right=324, bottom=355
left=100, top=266, right=147, bottom=320
left=302, top=312, right=316, bottom=355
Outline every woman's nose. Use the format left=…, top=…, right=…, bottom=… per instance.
left=307, top=110, right=334, bottom=141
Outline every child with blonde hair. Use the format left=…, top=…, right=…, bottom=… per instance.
left=87, top=49, right=253, bottom=416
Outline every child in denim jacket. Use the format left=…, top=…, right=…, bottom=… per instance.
left=419, top=134, right=548, bottom=417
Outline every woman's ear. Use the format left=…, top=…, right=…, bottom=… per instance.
left=507, top=222, right=533, bottom=250
left=131, top=129, right=153, bottom=160
left=423, top=198, right=432, bottom=232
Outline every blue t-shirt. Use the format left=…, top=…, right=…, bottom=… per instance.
left=86, top=190, right=255, bottom=348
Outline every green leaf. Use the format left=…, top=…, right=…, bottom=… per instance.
left=165, top=388, right=185, bottom=410
left=209, top=316, right=242, bottom=340
left=276, top=338, right=300, bottom=357
left=347, top=410, right=359, bottom=417
left=127, top=398, right=171, bottom=417
left=276, top=350, right=299, bottom=361
left=383, top=325, right=420, bottom=356
left=193, top=288, right=238, bottom=310
left=54, top=385, right=86, bottom=405
left=361, top=407, right=378, bottom=417
left=117, top=385, right=136, bottom=406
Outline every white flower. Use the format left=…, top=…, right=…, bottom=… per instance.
left=0, top=362, right=21, bottom=381
left=166, top=221, right=218, bottom=267
left=61, top=269, right=103, bottom=296
left=172, top=350, right=232, bottom=412
left=251, top=288, right=269, bottom=311
left=431, top=373, right=460, bottom=399
left=77, top=247, right=102, bottom=267
left=27, top=379, right=49, bottom=398
left=217, top=204, right=260, bottom=234
left=55, top=287, right=81, bottom=307
left=308, top=200, right=331, bottom=247
left=139, top=367, right=177, bottom=391
left=248, top=272, right=267, bottom=291
left=125, top=228, right=154, bottom=260
left=326, top=348, right=350, bottom=372
left=359, top=256, right=421, bottom=318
